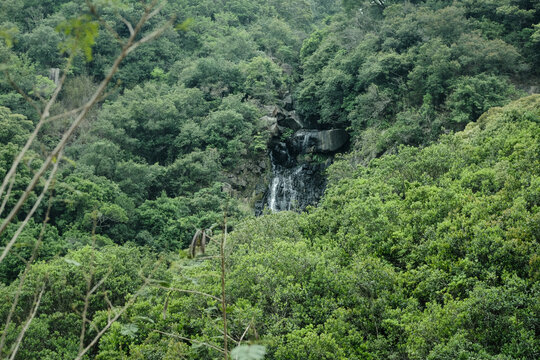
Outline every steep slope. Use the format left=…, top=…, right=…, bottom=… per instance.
left=225, top=95, right=539, bottom=359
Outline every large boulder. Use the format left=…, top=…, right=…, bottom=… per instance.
left=317, top=129, right=349, bottom=152
left=282, top=94, right=294, bottom=111
left=260, top=116, right=279, bottom=136
left=260, top=115, right=277, bottom=128
left=276, top=109, right=303, bottom=130
left=294, top=129, right=349, bottom=153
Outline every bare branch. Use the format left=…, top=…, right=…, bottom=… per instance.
left=145, top=0, right=164, bottom=22
left=79, top=214, right=98, bottom=353
left=0, top=2, right=170, bottom=248
left=0, top=187, right=55, bottom=354
left=218, top=328, right=239, bottom=345
left=85, top=318, right=100, bottom=335
left=75, top=277, right=151, bottom=360
left=99, top=18, right=124, bottom=45
left=8, top=282, right=46, bottom=360
left=220, top=215, right=229, bottom=359
left=44, top=84, right=117, bottom=124
left=238, top=323, right=251, bottom=344
left=0, top=173, right=15, bottom=217
left=119, top=16, right=135, bottom=37
left=103, top=293, right=114, bottom=323
left=2, top=71, right=41, bottom=116
left=44, top=106, right=84, bottom=124
left=85, top=0, right=122, bottom=42
left=124, top=21, right=173, bottom=57
left=89, top=271, right=111, bottom=296
left=0, top=55, right=72, bottom=218
left=0, top=153, right=63, bottom=264
left=75, top=256, right=163, bottom=360
left=153, top=330, right=225, bottom=354
left=153, top=284, right=222, bottom=302
left=79, top=269, right=111, bottom=352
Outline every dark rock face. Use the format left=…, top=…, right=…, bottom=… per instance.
left=276, top=109, right=303, bottom=131
left=293, top=129, right=349, bottom=153
left=265, top=162, right=326, bottom=213
left=255, top=138, right=327, bottom=214
left=316, top=129, right=349, bottom=152
left=282, top=94, right=294, bottom=111
left=255, top=97, right=349, bottom=215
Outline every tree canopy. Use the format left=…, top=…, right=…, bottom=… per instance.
left=0, top=0, right=538, bottom=359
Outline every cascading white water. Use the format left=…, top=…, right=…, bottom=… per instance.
left=262, top=130, right=326, bottom=213
left=255, top=107, right=348, bottom=215
left=268, top=165, right=303, bottom=212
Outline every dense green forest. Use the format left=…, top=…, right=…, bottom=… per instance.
left=0, top=0, right=538, bottom=359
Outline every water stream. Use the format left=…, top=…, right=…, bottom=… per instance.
left=258, top=133, right=327, bottom=214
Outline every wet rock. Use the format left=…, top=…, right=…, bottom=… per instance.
left=276, top=110, right=303, bottom=130
left=277, top=117, right=303, bottom=131
left=282, top=94, right=294, bottom=111
left=260, top=115, right=277, bottom=127
left=264, top=105, right=279, bottom=116
left=294, top=129, right=348, bottom=153
left=316, top=129, right=349, bottom=152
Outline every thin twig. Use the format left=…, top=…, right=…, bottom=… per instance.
left=74, top=276, right=150, bottom=360
left=146, top=1, right=165, bottom=21
left=0, top=56, right=72, bottom=204
left=0, top=173, right=15, bottom=217
left=153, top=330, right=225, bottom=354
left=238, top=323, right=251, bottom=344
left=124, top=17, right=174, bottom=56
left=217, top=328, right=239, bottom=344
left=8, top=282, right=46, bottom=360
left=95, top=14, right=124, bottom=45
left=2, top=71, right=41, bottom=115
left=153, top=284, right=221, bottom=302
left=79, top=215, right=98, bottom=353
left=0, top=1, right=171, bottom=249
left=221, top=213, right=229, bottom=360
left=0, top=153, right=63, bottom=264
left=103, top=292, right=114, bottom=323
left=75, top=256, right=163, bottom=360
left=44, top=106, right=83, bottom=124
left=44, top=82, right=118, bottom=124
left=89, top=272, right=111, bottom=296
left=85, top=317, right=100, bottom=334
left=0, top=186, right=55, bottom=355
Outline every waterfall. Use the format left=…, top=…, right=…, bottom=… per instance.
left=257, top=134, right=327, bottom=214
left=267, top=164, right=304, bottom=212
left=254, top=102, right=349, bottom=215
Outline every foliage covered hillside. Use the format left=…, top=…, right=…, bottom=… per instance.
left=297, top=0, right=539, bottom=159
left=0, top=0, right=538, bottom=258
left=224, top=95, right=539, bottom=359
left=0, top=0, right=340, bottom=267
left=3, top=95, right=537, bottom=360
left=0, top=0, right=539, bottom=359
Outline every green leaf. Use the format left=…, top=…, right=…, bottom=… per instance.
left=120, top=323, right=138, bottom=338
left=175, top=18, right=194, bottom=32
left=230, top=345, right=266, bottom=360
left=56, top=15, right=99, bottom=61
left=64, top=258, right=81, bottom=267
left=0, top=26, right=19, bottom=48
left=134, top=316, right=155, bottom=324
left=158, top=280, right=171, bottom=287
